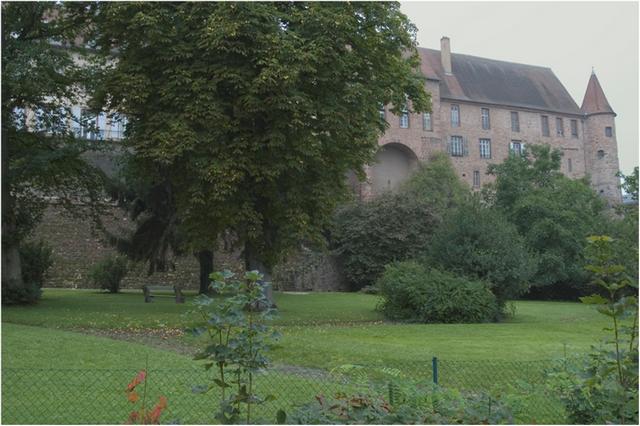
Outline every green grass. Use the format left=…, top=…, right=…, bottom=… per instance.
left=1, top=324, right=350, bottom=424
left=2, top=288, right=382, bottom=330
left=3, top=292, right=601, bottom=424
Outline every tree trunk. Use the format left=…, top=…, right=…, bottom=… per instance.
left=2, top=241, right=23, bottom=292
left=197, top=249, right=214, bottom=294
left=244, top=244, right=277, bottom=309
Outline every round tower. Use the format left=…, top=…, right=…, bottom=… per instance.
left=581, top=71, right=622, bottom=205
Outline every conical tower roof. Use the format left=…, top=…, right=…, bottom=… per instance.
left=581, top=71, right=615, bottom=115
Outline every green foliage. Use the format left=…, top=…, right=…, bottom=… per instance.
left=285, top=384, right=514, bottom=425
left=89, top=255, right=128, bottom=293
left=424, top=201, right=536, bottom=306
left=617, top=166, right=639, bottom=202
left=89, top=2, right=430, bottom=270
left=486, top=144, right=609, bottom=298
left=2, top=2, right=108, bottom=301
left=2, top=239, right=53, bottom=305
left=550, top=236, right=638, bottom=424
left=376, top=261, right=498, bottom=323
left=332, top=153, right=468, bottom=289
left=188, top=270, right=279, bottom=424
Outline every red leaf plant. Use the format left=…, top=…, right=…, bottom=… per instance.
left=125, top=370, right=168, bottom=425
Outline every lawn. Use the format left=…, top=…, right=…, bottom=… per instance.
left=2, top=289, right=609, bottom=369
left=3, top=289, right=607, bottom=424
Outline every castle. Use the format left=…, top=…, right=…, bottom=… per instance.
left=358, top=37, right=622, bottom=204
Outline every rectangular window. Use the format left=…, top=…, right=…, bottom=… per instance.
left=568, top=158, right=573, bottom=173
left=473, top=170, right=481, bottom=188
left=423, top=112, right=432, bottom=131
left=541, top=115, right=550, bottom=137
left=556, top=117, right=564, bottom=136
left=605, top=126, right=613, bottom=137
left=571, top=119, right=578, bottom=138
left=400, top=108, right=409, bottom=128
left=451, top=105, right=460, bottom=127
left=379, top=104, right=386, bottom=121
left=510, top=140, right=524, bottom=156
left=511, top=111, right=520, bottom=132
left=481, top=108, right=490, bottom=130
left=479, top=138, right=491, bottom=159
left=450, top=135, right=464, bottom=157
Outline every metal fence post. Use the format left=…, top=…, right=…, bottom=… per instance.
left=432, top=357, right=439, bottom=385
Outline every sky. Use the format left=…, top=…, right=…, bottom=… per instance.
left=400, top=1, right=639, bottom=174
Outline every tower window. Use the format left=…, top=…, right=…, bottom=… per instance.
left=568, top=158, right=573, bottom=172
left=597, top=150, right=605, bottom=159
left=605, top=127, right=613, bottom=137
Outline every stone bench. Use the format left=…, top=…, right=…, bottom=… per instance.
left=142, top=285, right=185, bottom=303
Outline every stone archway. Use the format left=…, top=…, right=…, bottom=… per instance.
left=370, top=143, right=418, bottom=195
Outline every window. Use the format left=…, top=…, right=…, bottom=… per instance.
left=399, top=108, right=409, bottom=128
left=556, top=117, right=564, bottom=136
left=13, top=107, right=26, bottom=129
left=479, top=138, right=491, bottom=159
left=541, top=115, right=550, bottom=137
left=605, top=126, right=613, bottom=137
left=597, top=150, right=605, bottom=159
left=108, top=115, right=127, bottom=140
left=450, top=135, right=465, bottom=157
left=510, top=140, right=524, bottom=156
left=473, top=171, right=481, bottom=188
left=379, top=104, right=386, bottom=121
left=451, top=105, right=460, bottom=127
left=568, top=158, right=573, bottom=172
left=481, top=108, right=490, bottom=130
left=570, top=120, right=578, bottom=138
left=423, top=112, right=432, bottom=131
left=511, top=111, right=520, bottom=132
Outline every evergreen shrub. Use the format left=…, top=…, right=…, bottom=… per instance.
left=89, top=255, right=128, bottom=293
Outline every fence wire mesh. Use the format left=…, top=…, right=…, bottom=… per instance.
left=1, top=359, right=567, bottom=424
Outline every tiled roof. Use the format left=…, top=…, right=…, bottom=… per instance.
left=580, top=72, right=615, bottom=115
left=418, top=48, right=582, bottom=115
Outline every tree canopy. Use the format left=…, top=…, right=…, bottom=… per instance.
left=485, top=145, right=609, bottom=297
left=90, top=2, right=430, bottom=274
left=2, top=2, right=106, bottom=303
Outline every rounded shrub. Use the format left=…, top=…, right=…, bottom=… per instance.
left=89, top=255, right=128, bottom=293
left=376, top=261, right=498, bottom=323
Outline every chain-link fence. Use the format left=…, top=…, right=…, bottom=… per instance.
left=1, top=359, right=567, bottom=424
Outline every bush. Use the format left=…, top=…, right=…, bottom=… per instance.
left=424, top=202, right=537, bottom=305
left=2, top=240, right=54, bottom=305
left=89, top=255, right=128, bottom=293
left=376, top=261, right=498, bottom=323
left=20, top=239, right=54, bottom=289
left=332, top=153, right=468, bottom=290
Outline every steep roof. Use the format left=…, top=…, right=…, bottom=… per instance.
left=417, top=48, right=582, bottom=115
left=580, top=72, right=615, bottom=115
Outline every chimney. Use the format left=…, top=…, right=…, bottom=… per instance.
left=441, top=36, right=452, bottom=75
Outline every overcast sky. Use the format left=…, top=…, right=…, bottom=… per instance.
left=400, top=1, right=639, bottom=174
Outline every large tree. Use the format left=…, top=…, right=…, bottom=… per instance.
left=2, top=2, right=106, bottom=303
left=485, top=144, right=609, bottom=298
left=89, top=2, right=430, bottom=290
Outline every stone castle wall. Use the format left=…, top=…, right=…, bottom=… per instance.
left=33, top=205, right=346, bottom=292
